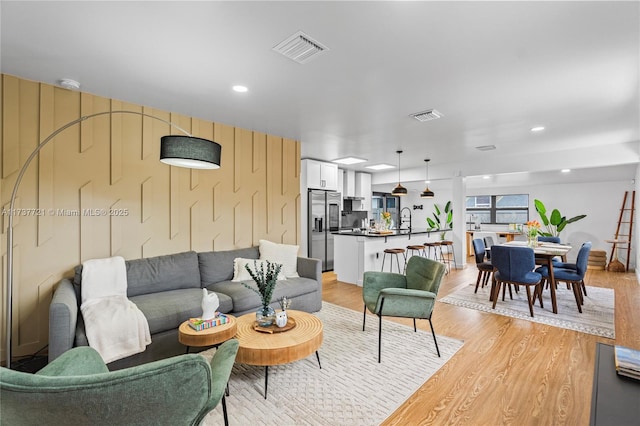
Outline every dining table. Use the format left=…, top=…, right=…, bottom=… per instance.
left=502, top=241, right=573, bottom=314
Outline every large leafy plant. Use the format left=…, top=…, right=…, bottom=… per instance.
left=427, top=201, right=453, bottom=232
left=533, top=199, right=586, bottom=237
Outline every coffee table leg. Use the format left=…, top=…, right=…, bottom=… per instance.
left=185, top=346, right=190, bottom=354
left=264, top=366, right=269, bottom=399
left=316, top=351, right=322, bottom=369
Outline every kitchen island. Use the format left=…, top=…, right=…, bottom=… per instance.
left=332, top=229, right=448, bottom=286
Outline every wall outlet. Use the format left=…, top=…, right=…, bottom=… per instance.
left=413, top=205, right=423, bottom=210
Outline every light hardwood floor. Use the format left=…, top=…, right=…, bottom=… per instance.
left=322, top=263, right=640, bottom=425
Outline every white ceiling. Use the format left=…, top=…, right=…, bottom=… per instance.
left=2, top=1, right=638, bottom=187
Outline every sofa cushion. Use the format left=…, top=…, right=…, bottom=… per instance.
left=206, top=277, right=317, bottom=313
left=126, top=251, right=201, bottom=297
left=259, top=239, right=299, bottom=278
left=129, top=289, right=233, bottom=335
left=232, top=258, right=287, bottom=282
left=74, top=251, right=201, bottom=298
left=198, top=247, right=259, bottom=286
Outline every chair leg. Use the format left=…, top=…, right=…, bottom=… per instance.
left=222, top=394, right=229, bottom=426
left=536, top=284, right=544, bottom=309
left=413, top=318, right=417, bottom=332
left=483, top=271, right=491, bottom=288
left=492, top=282, right=502, bottom=308
left=475, top=271, right=483, bottom=293
left=428, top=317, right=441, bottom=357
left=581, top=280, right=588, bottom=296
left=362, top=304, right=367, bottom=331
left=571, top=282, right=583, bottom=313
left=524, top=285, right=534, bottom=317
left=377, top=297, right=385, bottom=363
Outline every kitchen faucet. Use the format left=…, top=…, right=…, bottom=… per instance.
left=400, top=207, right=412, bottom=232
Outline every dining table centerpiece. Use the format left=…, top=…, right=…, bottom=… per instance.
left=243, top=260, right=283, bottom=327
left=526, top=220, right=541, bottom=247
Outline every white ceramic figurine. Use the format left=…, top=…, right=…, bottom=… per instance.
left=201, top=289, right=219, bottom=320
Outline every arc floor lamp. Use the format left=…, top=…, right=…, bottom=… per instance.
left=4, top=110, right=222, bottom=369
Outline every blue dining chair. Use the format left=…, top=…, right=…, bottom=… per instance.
left=536, top=236, right=566, bottom=267
left=472, top=239, right=494, bottom=293
left=491, top=245, right=543, bottom=317
left=536, top=242, right=591, bottom=313
left=537, top=236, right=561, bottom=244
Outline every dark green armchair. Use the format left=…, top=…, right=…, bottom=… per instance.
left=363, top=256, right=446, bottom=363
left=0, top=339, right=239, bottom=426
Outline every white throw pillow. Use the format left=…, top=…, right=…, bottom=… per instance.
left=232, top=258, right=287, bottom=282
left=259, top=239, right=300, bottom=278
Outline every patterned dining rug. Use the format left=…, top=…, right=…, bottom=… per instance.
left=200, top=302, right=463, bottom=425
left=439, top=282, right=614, bottom=338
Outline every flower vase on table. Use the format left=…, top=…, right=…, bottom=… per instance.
left=526, top=220, right=541, bottom=248
left=256, top=305, right=276, bottom=327
left=242, top=260, right=283, bottom=327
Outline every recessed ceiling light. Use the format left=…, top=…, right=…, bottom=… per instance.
left=232, top=85, right=248, bottom=93
left=332, top=157, right=367, bottom=165
left=561, top=169, right=571, bottom=173
left=531, top=126, right=545, bottom=132
left=366, top=164, right=394, bottom=171
left=476, top=145, right=496, bottom=151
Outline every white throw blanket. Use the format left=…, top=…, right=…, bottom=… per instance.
left=80, top=256, right=151, bottom=363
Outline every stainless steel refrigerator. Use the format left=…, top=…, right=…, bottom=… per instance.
left=308, top=190, right=341, bottom=271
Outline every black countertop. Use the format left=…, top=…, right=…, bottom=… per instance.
left=332, top=228, right=449, bottom=237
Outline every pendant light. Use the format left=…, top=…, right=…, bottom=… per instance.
left=420, top=158, right=435, bottom=198
left=391, top=150, right=407, bottom=196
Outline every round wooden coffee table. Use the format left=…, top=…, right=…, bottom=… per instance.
left=178, top=314, right=237, bottom=352
left=235, top=310, right=323, bottom=398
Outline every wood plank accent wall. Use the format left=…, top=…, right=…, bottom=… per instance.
left=0, top=74, right=301, bottom=358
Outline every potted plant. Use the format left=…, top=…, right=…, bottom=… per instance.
left=243, top=260, right=283, bottom=326
left=533, top=199, right=586, bottom=237
left=427, top=201, right=453, bottom=239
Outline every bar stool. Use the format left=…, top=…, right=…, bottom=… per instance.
left=405, top=244, right=426, bottom=269
left=441, top=240, right=456, bottom=273
left=424, top=241, right=444, bottom=263
left=381, top=248, right=406, bottom=273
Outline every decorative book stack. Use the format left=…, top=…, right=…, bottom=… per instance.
left=188, top=313, right=229, bottom=331
left=614, top=345, right=640, bottom=380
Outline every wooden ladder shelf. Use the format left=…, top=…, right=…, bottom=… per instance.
left=608, top=190, right=635, bottom=272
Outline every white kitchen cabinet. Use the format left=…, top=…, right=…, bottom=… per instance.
left=303, top=159, right=338, bottom=191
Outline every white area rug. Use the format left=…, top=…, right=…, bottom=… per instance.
left=201, top=302, right=463, bottom=425
left=440, top=283, right=615, bottom=338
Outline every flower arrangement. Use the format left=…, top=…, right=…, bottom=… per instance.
left=242, top=260, right=283, bottom=308
left=526, top=220, right=541, bottom=238
left=381, top=211, right=392, bottom=228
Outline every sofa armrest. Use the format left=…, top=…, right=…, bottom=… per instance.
left=297, top=257, right=321, bottom=285
left=48, top=279, right=79, bottom=363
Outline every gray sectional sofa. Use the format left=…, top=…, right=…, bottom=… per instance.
left=48, top=246, right=321, bottom=369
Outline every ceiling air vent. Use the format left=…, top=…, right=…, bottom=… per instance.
left=411, top=109, right=444, bottom=122
left=272, top=31, right=328, bottom=64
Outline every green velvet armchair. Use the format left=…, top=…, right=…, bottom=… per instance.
left=0, top=339, right=239, bottom=426
left=363, top=256, right=446, bottom=363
